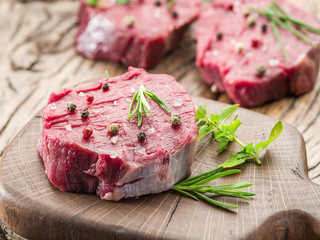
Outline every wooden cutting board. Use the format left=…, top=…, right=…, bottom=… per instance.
left=0, top=97, right=319, bottom=240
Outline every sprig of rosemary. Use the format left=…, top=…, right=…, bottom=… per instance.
left=171, top=166, right=255, bottom=209
left=166, top=0, right=176, bottom=10
left=85, top=0, right=129, bottom=6
left=128, top=85, right=171, bottom=127
left=196, top=104, right=283, bottom=165
left=171, top=104, right=283, bottom=209
left=248, top=1, right=320, bottom=61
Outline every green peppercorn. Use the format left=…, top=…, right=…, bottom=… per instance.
left=155, top=0, right=161, bottom=6
left=262, top=24, right=267, bottom=33
left=102, top=83, right=109, bottom=90
left=216, top=32, right=223, bottom=41
left=67, top=102, right=77, bottom=112
left=109, top=123, right=119, bottom=134
left=137, top=132, right=147, bottom=141
left=80, top=109, right=89, bottom=118
left=171, top=11, right=178, bottom=18
left=247, top=15, right=256, bottom=27
left=256, top=65, right=266, bottom=76
left=170, top=115, right=181, bottom=126
left=124, top=16, right=135, bottom=27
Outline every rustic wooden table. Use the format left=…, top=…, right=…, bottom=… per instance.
left=0, top=0, right=319, bottom=239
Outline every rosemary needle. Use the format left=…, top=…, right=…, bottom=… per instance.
left=128, top=85, right=171, bottom=127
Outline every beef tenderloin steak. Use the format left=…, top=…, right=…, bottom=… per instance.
left=196, top=0, right=320, bottom=107
left=76, top=0, right=201, bottom=68
left=37, top=67, right=198, bottom=201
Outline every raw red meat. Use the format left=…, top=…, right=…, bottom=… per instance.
left=76, top=0, right=201, bottom=68
left=37, top=67, right=198, bottom=201
left=196, top=0, right=320, bottom=107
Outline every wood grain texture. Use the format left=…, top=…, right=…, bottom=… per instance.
left=0, top=0, right=320, bottom=238
left=1, top=97, right=320, bottom=240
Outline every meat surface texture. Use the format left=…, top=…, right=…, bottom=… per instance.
left=37, top=67, right=198, bottom=201
left=196, top=0, right=320, bottom=107
left=76, top=0, right=201, bottom=68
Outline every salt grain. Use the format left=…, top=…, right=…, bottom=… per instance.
left=66, top=125, right=72, bottom=131
left=50, top=103, right=56, bottom=110
left=111, top=135, right=118, bottom=144
left=126, top=98, right=132, bottom=102
left=79, top=92, right=85, bottom=97
left=235, top=42, right=243, bottom=53
left=130, top=87, right=135, bottom=93
left=148, top=127, right=156, bottom=134
left=137, top=149, right=146, bottom=155
left=213, top=50, right=219, bottom=56
left=269, top=59, right=280, bottom=67
left=114, top=101, right=118, bottom=106
left=173, top=98, right=183, bottom=107
left=110, top=151, right=117, bottom=158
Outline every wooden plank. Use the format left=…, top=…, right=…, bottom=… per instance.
left=1, top=97, right=320, bottom=240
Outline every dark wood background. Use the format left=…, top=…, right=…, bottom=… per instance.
left=0, top=0, right=320, bottom=239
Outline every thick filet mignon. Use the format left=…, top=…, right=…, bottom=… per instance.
left=37, top=67, right=198, bottom=201
left=196, top=0, right=320, bottom=107
left=76, top=0, right=201, bottom=68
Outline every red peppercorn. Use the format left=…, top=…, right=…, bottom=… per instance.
left=83, top=128, right=93, bottom=139
left=251, top=39, right=263, bottom=48
left=86, top=95, right=94, bottom=103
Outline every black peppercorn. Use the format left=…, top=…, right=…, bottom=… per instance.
left=155, top=0, right=161, bottom=6
left=67, top=102, right=77, bottom=112
left=171, top=11, right=178, bottom=18
left=170, top=115, right=181, bottom=126
left=80, top=109, right=89, bottom=118
left=262, top=24, right=267, bottom=33
left=137, top=132, right=147, bottom=141
left=109, top=123, right=119, bottom=134
left=216, top=32, right=223, bottom=41
left=102, top=83, right=109, bottom=90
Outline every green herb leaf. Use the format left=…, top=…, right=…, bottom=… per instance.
left=116, top=0, right=130, bottom=4
left=196, top=104, right=207, bottom=122
left=255, top=120, right=283, bottom=152
left=128, top=85, right=171, bottom=127
left=219, top=104, right=239, bottom=123
left=85, top=0, right=98, bottom=6
left=197, top=125, right=213, bottom=141
left=166, top=0, right=175, bottom=10
left=105, top=70, right=109, bottom=78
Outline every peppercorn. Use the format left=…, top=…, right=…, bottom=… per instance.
left=256, top=65, right=266, bottom=76
left=67, top=102, right=77, bottom=112
left=262, top=24, right=267, bottom=33
left=155, top=0, right=161, bottom=6
left=86, top=94, right=94, bottom=103
left=83, top=128, right=93, bottom=139
left=137, top=132, right=147, bottom=141
left=171, top=11, right=178, bottom=18
left=102, top=83, right=109, bottom=91
left=124, top=16, right=135, bottom=27
left=247, top=15, right=256, bottom=27
left=80, top=109, right=89, bottom=118
left=216, top=32, right=223, bottom=41
left=243, top=10, right=250, bottom=17
left=109, top=123, right=119, bottom=134
left=170, top=115, right=181, bottom=126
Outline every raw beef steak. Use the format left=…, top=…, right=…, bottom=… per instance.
left=196, top=0, right=320, bottom=107
left=37, top=67, right=198, bottom=201
left=76, top=0, right=201, bottom=68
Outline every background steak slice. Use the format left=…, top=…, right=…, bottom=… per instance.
left=196, top=0, right=320, bottom=107
left=76, top=0, right=201, bottom=68
left=37, top=67, right=198, bottom=201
